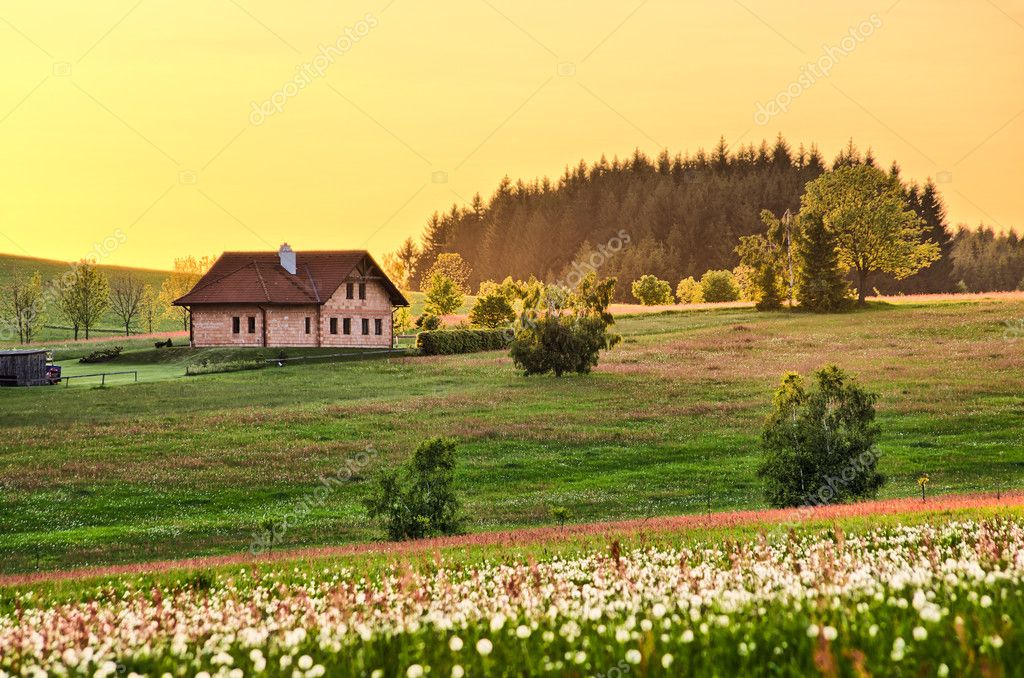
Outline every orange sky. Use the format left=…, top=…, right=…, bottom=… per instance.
left=1, top=0, right=1022, bottom=269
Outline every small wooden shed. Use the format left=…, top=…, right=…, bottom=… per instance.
left=0, top=349, right=48, bottom=386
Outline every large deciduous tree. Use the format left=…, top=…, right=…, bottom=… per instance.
left=800, top=165, right=940, bottom=304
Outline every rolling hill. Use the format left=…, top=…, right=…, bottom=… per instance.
left=0, top=253, right=180, bottom=343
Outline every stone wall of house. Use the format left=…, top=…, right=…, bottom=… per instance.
left=190, top=304, right=268, bottom=347
left=189, top=279, right=394, bottom=348
left=319, top=278, right=394, bottom=348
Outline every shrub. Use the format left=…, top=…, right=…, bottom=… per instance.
left=469, top=292, right=515, bottom=328
left=675, top=277, right=703, bottom=304
left=416, top=314, right=442, bottom=331
left=79, top=346, right=123, bottom=364
left=630, top=275, right=674, bottom=305
left=363, top=437, right=463, bottom=540
left=510, top=274, right=620, bottom=377
left=699, top=269, right=741, bottom=302
left=510, top=314, right=618, bottom=376
left=758, top=366, right=884, bottom=508
left=154, top=338, right=174, bottom=349
left=416, top=329, right=511, bottom=355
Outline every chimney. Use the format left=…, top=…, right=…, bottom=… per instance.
left=279, top=243, right=297, bottom=275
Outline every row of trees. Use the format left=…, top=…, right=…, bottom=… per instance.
left=632, top=269, right=744, bottom=305
left=622, top=164, right=940, bottom=311
left=0, top=256, right=213, bottom=344
left=393, top=137, right=991, bottom=300
left=950, top=227, right=1024, bottom=293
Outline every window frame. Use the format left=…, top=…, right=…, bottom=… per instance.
left=358, top=282, right=366, bottom=300
left=346, top=282, right=354, bottom=299
left=304, top=317, right=311, bottom=335
left=247, top=316, right=256, bottom=334
left=329, top=318, right=338, bottom=335
left=374, top=318, right=383, bottom=335
left=343, top=317, right=351, bottom=335
left=232, top=317, right=240, bottom=334
left=361, top=318, right=370, bottom=335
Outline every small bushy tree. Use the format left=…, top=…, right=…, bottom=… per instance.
left=699, top=269, right=741, bottom=302
left=363, top=437, right=463, bottom=540
left=393, top=306, right=413, bottom=334
left=631, top=275, right=674, bottom=305
left=736, top=233, right=785, bottom=311
left=676, top=276, right=703, bottom=304
left=469, top=291, right=515, bottom=327
left=758, top=366, right=884, bottom=508
left=139, top=284, right=162, bottom=334
left=510, top=274, right=620, bottom=376
left=423, top=272, right=463, bottom=316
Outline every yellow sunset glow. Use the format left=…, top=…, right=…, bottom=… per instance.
left=1, top=0, right=1022, bottom=269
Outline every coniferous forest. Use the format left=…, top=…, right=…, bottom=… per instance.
left=410, top=136, right=1021, bottom=299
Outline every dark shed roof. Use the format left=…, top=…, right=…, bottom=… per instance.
left=173, top=250, right=408, bottom=307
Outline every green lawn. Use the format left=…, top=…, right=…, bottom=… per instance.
left=1, top=299, right=1023, bottom=574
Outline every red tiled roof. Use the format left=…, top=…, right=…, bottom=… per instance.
left=173, top=250, right=408, bottom=307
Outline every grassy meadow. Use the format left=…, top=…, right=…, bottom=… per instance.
left=1, top=298, right=1023, bottom=574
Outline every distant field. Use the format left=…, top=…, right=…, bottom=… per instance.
left=0, top=253, right=180, bottom=343
left=2, top=298, right=1023, bottom=574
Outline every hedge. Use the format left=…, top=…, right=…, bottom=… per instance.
left=416, top=329, right=512, bottom=355
left=185, top=359, right=267, bottom=376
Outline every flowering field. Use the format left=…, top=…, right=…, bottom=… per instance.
left=2, top=517, right=1022, bottom=677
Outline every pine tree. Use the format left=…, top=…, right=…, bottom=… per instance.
left=795, top=214, right=849, bottom=312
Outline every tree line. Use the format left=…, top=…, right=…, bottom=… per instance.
left=392, top=136, right=1020, bottom=300
left=0, top=256, right=213, bottom=344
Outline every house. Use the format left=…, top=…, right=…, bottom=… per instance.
left=0, top=349, right=49, bottom=386
left=173, top=245, right=408, bottom=348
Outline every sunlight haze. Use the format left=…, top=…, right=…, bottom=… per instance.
left=1, top=0, right=1022, bottom=269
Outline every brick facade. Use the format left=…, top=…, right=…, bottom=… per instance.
left=190, top=279, right=394, bottom=348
